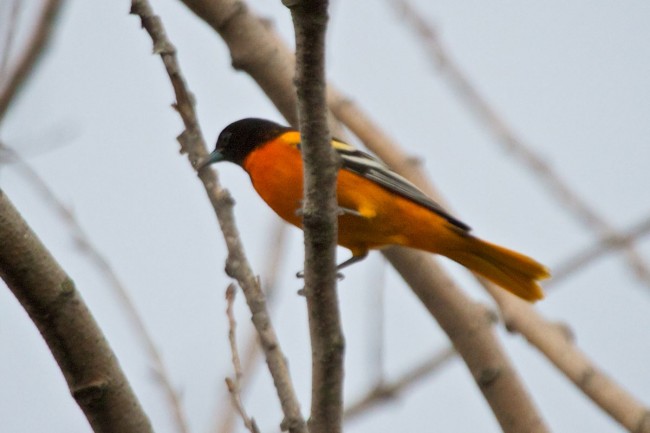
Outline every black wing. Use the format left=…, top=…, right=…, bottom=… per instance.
left=332, top=139, right=470, bottom=231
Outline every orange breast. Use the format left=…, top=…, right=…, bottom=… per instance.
left=243, top=139, right=459, bottom=256
left=243, top=138, right=306, bottom=227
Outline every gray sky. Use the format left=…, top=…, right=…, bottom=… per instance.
left=2, top=1, right=650, bottom=432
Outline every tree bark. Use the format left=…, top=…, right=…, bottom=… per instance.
left=0, top=189, right=153, bottom=433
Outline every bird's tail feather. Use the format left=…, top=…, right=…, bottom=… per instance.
left=443, top=235, right=550, bottom=301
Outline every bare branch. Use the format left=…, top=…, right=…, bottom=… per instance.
left=487, top=284, right=650, bottom=433
left=384, top=247, right=550, bottom=432
left=0, top=0, right=64, bottom=123
left=284, top=1, right=344, bottom=432
left=129, top=1, right=307, bottom=432
left=0, top=189, right=153, bottom=433
left=225, top=284, right=261, bottom=433
left=0, top=0, right=22, bottom=78
left=214, top=222, right=288, bottom=433
left=344, top=346, right=456, bottom=421
left=551, top=215, right=650, bottom=285
left=0, top=142, right=191, bottom=433
left=388, top=0, right=650, bottom=289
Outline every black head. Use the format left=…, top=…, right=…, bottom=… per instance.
left=200, top=118, right=292, bottom=168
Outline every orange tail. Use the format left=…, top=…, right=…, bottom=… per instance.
left=442, top=235, right=550, bottom=301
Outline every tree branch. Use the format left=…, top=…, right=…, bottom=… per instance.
left=225, top=284, right=261, bottom=433
left=0, top=189, right=153, bottom=433
left=384, top=248, right=549, bottom=432
left=344, top=346, right=456, bottom=421
left=0, top=0, right=64, bottom=124
left=214, top=222, right=288, bottom=433
left=129, top=1, right=307, bottom=432
left=284, top=1, right=344, bottom=432
left=551, top=214, right=650, bottom=285
left=487, top=284, right=650, bottom=433
left=388, top=0, right=650, bottom=290
left=0, top=141, right=190, bottom=433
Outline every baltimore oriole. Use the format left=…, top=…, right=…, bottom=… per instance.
left=200, top=118, right=550, bottom=301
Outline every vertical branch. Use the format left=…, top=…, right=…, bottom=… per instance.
left=0, top=189, right=153, bottom=433
left=284, top=1, right=344, bottom=433
left=225, top=284, right=261, bottom=433
left=129, top=1, right=307, bottom=432
left=214, top=222, right=289, bottom=433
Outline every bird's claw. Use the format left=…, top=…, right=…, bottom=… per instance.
left=295, top=270, right=345, bottom=280
left=338, top=206, right=363, bottom=217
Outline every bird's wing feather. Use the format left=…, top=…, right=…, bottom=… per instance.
left=331, top=139, right=470, bottom=231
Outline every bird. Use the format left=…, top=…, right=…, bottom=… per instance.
left=199, top=118, right=550, bottom=301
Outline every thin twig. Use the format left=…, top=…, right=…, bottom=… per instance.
left=224, top=284, right=261, bottom=433
left=344, top=346, right=456, bottom=421
left=284, top=1, right=344, bottom=433
left=0, top=142, right=191, bottom=433
left=0, top=0, right=64, bottom=124
left=0, top=0, right=22, bottom=79
left=214, top=222, right=288, bottom=433
left=388, top=0, right=650, bottom=289
left=551, top=214, right=650, bottom=285
left=129, top=2, right=307, bottom=432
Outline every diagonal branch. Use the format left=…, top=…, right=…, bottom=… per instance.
left=384, top=247, right=550, bottom=432
left=551, top=215, right=650, bottom=285
left=487, top=284, right=650, bottom=433
left=284, top=1, right=344, bottom=433
left=214, top=222, right=288, bottom=433
left=344, top=346, right=456, bottom=421
left=0, top=0, right=64, bottom=124
left=0, top=0, right=22, bottom=78
left=129, top=1, right=307, bottom=432
left=1, top=142, right=190, bottom=433
left=0, top=189, right=153, bottom=433
left=388, top=0, right=650, bottom=289
left=225, top=284, right=261, bottom=433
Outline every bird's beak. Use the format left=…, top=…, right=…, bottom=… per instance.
left=198, top=149, right=225, bottom=170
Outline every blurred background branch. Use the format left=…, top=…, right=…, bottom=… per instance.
left=0, top=0, right=63, bottom=124
left=0, top=142, right=190, bottom=433
left=0, top=188, right=153, bottom=433
left=388, top=0, right=650, bottom=289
